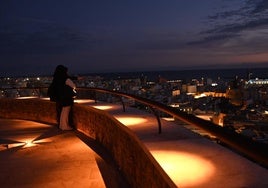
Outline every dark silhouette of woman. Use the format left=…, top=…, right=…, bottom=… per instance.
left=51, top=65, right=76, bottom=130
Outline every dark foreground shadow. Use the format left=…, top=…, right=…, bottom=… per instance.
left=75, top=131, right=130, bottom=188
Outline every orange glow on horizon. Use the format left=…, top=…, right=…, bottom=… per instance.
left=234, top=52, right=268, bottom=63
left=151, top=150, right=215, bottom=187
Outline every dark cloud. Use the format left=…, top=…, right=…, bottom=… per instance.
left=248, top=0, right=268, bottom=14
left=1, top=1, right=268, bottom=76
left=190, top=0, right=268, bottom=45
left=188, top=33, right=239, bottom=46
left=0, top=19, right=95, bottom=55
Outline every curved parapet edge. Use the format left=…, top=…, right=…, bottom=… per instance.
left=0, top=98, right=176, bottom=188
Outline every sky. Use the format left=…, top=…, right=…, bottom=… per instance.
left=1, top=0, right=268, bottom=76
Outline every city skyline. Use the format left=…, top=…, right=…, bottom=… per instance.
left=1, top=0, right=268, bottom=77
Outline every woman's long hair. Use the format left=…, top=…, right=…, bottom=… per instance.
left=53, top=65, right=68, bottom=84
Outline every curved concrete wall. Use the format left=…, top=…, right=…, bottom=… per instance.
left=0, top=99, right=176, bottom=188
left=0, top=98, right=57, bottom=124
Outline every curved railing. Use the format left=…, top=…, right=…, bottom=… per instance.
left=0, top=98, right=177, bottom=188
left=77, top=87, right=268, bottom=168
left=1, top=86, right=268, bottom=168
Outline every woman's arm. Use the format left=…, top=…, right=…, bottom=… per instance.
left=65, top=78, right=76, bottom=89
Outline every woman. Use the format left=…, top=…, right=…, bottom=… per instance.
left=51, top=65, right=76, bottom=130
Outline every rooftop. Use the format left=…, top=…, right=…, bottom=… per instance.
left=1, top=100, right=268, bottom=187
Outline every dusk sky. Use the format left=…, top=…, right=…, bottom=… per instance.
left=1, top=0, right=268, bottom=76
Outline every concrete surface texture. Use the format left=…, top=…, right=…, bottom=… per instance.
left=0, top=118, right=127, bottom=188
left=1, top=100, right=268, bottom=188
left=93, top=102, right=268, bottom=188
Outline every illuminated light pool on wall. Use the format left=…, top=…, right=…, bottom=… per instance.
left=92, top=105, right=114, bottom=110
left=115, top=116, right=148, bottom=126
left=17, top=96, right=39, bottom=99
left=151, top=150, right=215, bottom=187
left=74, top=99, right=95, bottom=104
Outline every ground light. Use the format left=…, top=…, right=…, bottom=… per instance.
left=1, top=137, right=52, bottom=150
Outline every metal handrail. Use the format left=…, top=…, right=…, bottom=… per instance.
left=78, top=87, right=268, bottom=168
left=1, top=86, right=268, bottom=168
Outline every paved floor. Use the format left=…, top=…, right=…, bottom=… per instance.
left=1, top=100, right=268, bottom=188
left=90, top=102, right=268, bottom=188
left=0, top=118, right=128, bottom=188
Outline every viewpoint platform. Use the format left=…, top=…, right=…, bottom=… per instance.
left=0, top=100, right=268, bottom=188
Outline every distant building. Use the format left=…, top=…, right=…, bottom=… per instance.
left=245, top=79, right=268, bottom=86
left=207, top=78, right=212, bottom=85
left=172, top=89, right=180, bottom=96
left=187, top=85, right=197, bottom=94
left=226, top=88, right=243, bottom=106
left=211, top=113, right=226, bottom=126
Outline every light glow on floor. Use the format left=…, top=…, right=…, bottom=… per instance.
left=115, top=116, right=148, bottom=126
left=21, top=138, right=52, bottom=148
left=74, top=99, right=95, bottom=104
left=17, top=96, right=38, bottom=99
left=23, top=140, right=37, bottom=148
left=162, top=117, right=175, bottom=121
left=92, top=105, right=114, bottom=110
left=151, top=150, right=215, bottom=187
